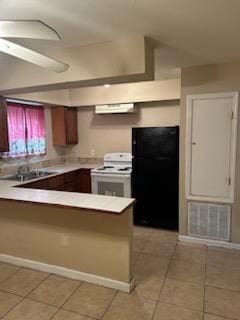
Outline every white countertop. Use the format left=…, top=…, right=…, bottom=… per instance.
left=0, top=164, right=135, bottom=214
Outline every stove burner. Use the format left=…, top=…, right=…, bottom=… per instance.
left=97, top=166, right=114, bottom=171
left=118, top=167, right=131, bottom=171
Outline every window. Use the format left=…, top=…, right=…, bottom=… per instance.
left=4, top=102, right=46, bottom=158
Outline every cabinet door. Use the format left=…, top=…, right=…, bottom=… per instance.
left=51, top=106, right=66, bottom=145
left=48, top=175, right=65, bottom=190
left=186, top=92, right=238, bottom=203
left=64, top=182, right=76, bottom=192
left=78, top=169, right=92, bottom=193
left=64, top=170, right=80, bottom=183
left=51, top=106, right=78, bottom=146
left=0, top=97, right=9, bottom=152
left=30, top=179, right=49, bottom=190
left=65, top=108, right=78, bottom=145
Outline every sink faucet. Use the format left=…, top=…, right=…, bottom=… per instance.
left=17, top=165, right=29, bottom=176
left=17, top=165, right=25, bottom=176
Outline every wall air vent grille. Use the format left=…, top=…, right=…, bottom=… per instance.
left=188, top=202, right=230, bottom=241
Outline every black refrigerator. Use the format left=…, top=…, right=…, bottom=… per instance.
left=132, top=126, right=179, bottom=230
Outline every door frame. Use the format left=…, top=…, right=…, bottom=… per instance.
left=186, top=92, right=239, bottom=203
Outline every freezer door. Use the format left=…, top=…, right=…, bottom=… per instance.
left=132, top=126, right=179, bottom=159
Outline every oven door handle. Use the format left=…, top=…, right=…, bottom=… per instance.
left=91, top=173, right=131, bottom=178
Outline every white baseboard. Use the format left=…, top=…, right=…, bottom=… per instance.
left=178, top=235, right=240, bottom=250
left=0, top=254, right=134, bottom=293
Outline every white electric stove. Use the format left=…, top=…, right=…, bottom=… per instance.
left=91, top=153, right=132, bottom=198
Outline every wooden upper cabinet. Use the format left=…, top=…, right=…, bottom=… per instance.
left=0, top=97, right=9, bottom=152
left=51, top=106, right=78, bottom=145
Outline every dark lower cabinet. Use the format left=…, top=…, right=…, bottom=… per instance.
left=77, top=169, right=92, bottom=193
left=48, top=175, right=65, bottom=190
left=18, top=168, right=92, bottom=193
left=64, top=182, right=76, bottom=192
left=30, top=179, right=49, bottom=190
left=64, top=171, right=78, bottom=184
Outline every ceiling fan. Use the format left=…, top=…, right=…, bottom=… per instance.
left=0, top=20, right=69, bottom=73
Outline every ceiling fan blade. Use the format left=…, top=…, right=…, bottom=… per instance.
left=0, top=39, right=68, bottom=73
left=0, top=20, right=60, bottom=40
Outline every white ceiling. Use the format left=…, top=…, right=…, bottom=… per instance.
left=1, top=0, right=240, bottom=79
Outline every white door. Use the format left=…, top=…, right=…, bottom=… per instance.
left=186, top=92, right=238, bottom=203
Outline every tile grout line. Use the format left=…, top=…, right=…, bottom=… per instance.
left=204, top=284, right=240, bottom=294
left=47, top=306, right=61, bottom=320
left=0, top=271, right=51, bottom=319
left=0, top=265, right=23, bottom=286
left=26, top=295, right=67, bottom=309
left=41, top=277, right=82, bottom=309
left=48, top=280, right=84, bottom=320
left=154, top=243, right=207, bottom=317
left=150, top=236, right=178, bottom=320
left=153, top=300, right=204, bottom=314
left=165, top=275, right=205, bottom=287
left=204, top=311, right=237, bottom=320
left=149, top=240, right=207, bottom=316
left=61, top=282, right=118, bottom=319
left=54, top=308, right=99, bottom=320
left=133, top=229, right=155, bottom=264
left=25, top=272, right=52, bottom=298
left=136, top=227, right=155, bottom=252
left=101, top=289, right=118, bottom=319
left=60, top=280, right=85, bottom=311
left=0, top=288, right=23, bottom=298
left=0, top=296, right=25, bottom=320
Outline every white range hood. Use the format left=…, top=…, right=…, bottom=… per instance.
left=95, top=103, right=135, bottom=114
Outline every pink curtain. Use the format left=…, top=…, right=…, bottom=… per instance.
left=6, top=104, right=27, bottom=157
left=5, top=103, right=46, bottom=157
left=25, top=106, right=46, bottom=155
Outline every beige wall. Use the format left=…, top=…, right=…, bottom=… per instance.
left=0, top=36, right=153, bottom=94
left=66, top=101, right=180, bottom=158
left=69, top=79, right=180, bottom=106
left=0, top=106, right=65, bottom=169
left=180, top=62, right=240, bottom=243
left=9, top=90, right=70, bottom=107
left=8, top=79, right=181, bottom=107
left=0, top=200, right=133, bottom=285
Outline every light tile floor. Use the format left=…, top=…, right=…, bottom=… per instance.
left=0, top=227, right=239, bottom=319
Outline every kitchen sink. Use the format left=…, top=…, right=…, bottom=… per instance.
left=0, top=170, right=57, bottom=182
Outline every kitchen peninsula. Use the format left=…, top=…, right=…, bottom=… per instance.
left=0, top=164, right=135, bottom=292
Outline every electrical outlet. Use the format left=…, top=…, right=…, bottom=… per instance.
left=60, top=234, right=69, bottom=247
left=91, top=149, right=95, bottom=157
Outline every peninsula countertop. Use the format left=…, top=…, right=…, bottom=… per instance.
left=0, top=164, right=135, bottom=214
